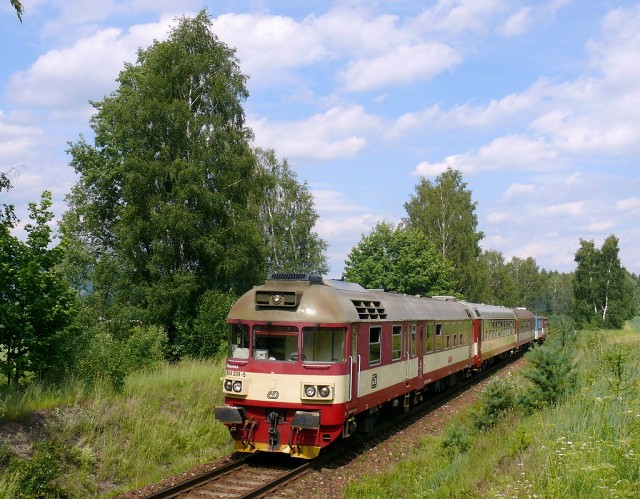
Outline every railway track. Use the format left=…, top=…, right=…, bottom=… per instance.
left=142, top=452, right=313, bottom=498
left=138, top=353, right=522, bottom=499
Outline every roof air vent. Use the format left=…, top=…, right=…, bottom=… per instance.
left=351, top=299, right=387, bottom=319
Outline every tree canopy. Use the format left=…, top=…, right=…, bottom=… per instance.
left=254, top=148, right=328, bottom=275
left=62, top=10, right=265, bottom=344
left=344, top=221, right=454, bottom=296
left=573, top=235, right=635, bottom=329
left=1, top=187, right=77, bottom=386
left=60, top=11, right=328, bottom=355
left=404, top=167, right=485, bottom=300
left=10, top=0, right=23, bottom=22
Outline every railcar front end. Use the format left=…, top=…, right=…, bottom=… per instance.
left=215, top=273, right=357, bottom=459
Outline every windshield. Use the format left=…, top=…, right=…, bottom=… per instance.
left=253, top=325, right=299, bottom=361
left=228, top=322, right=250, bottom=359
left=302, top=327, right=346, bottom=363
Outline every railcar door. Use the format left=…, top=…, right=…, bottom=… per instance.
left=403, top=323, right=417, bottom=381
left=349, top=325, right=360, bottom=402
left=417, top=324, right=424, bottom=384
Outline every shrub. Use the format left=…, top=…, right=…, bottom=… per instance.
left=74, top=328, right=128, bottom=392
left=471, top=375, right=519, bottom=430
left=441, top=421, right=473, bottom=456
left=125, top=325, right=168, bottom=372
left=176, top=289, right=237, bottom=359
left=9, top=442, right=66, bottom=498
left=517, top=338, right=577, bottom=412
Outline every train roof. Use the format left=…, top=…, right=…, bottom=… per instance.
left=457, top=300, right=517, bottom=320
left=227, top=274, right=472, bottom=324
left=512, top=307, right=535, bottom=320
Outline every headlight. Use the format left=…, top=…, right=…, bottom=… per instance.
left=318, top=385, right=331, bottom=398
left=232, top=381, right=243, bottom=393
left=224, top=379, right=233, bottom=392
left=304, top=385, right=316, bottom=397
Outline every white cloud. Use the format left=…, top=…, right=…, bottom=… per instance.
left=537, top=201, right=586, bottom=218
left=7, top=19, right=172, bottom=109
left=502, top=183, right=535, bottom=202
left=312, top=189, right=367, bottom=214
left=250, top=105, right=380, bottom=162
left=486, top=210, right=510, bottom=225
left=616, top=197, right=640, bottom=211
left=214, top=12, right=329, bottom=81
left=584, top=220, right=616, bottom=232
left=412, top=0, right=507, bottom=35
left=340, top=42, right=460, bottom=92
left=499, top=7, right=533, bottom=36
left=412, top=135, right=557, bottom=177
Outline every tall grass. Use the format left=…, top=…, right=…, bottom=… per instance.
left=0, top=358, right=234, bottom=497
left=344, top=323, right=640, bottom=498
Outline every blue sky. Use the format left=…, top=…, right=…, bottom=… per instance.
left=2, top=1, right=640, bottom=278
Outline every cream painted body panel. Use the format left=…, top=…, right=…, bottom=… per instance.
left=225, top=370, right=351, bottom=404
left=357, top=358, right=417, bottom=397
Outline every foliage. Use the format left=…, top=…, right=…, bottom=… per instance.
left=470, top=374, right=519, bottom=430
left=404, top=167, right=485, bottom=300
left=177, top=288, right=237, bottom=358
left=125, top=325, right=168, bottom=371
left=254, top=148, right=329, bottom=275
left=10, top=0, right=24, bottom=22
left=344, top=327, right=640, bottom=498
left=0, top=189, right=77, bottom=387
left=517, top=333, right=577, bottom=411
left=506, top=256, right=543, bottom=310
left=343, top=221, right=454, bottom=296
left=0, top=359, right=233, bottom=497
left=61, top=10, right=264, bottom=351
left=8, top=442, right=67, bottom=498
left=480, top=250, right=517, bottom=305
left=573, top=235, right=635, bottom=328
left=538, top=269, right=574, bottom=316
left=441, top=420, right=473, bottom=456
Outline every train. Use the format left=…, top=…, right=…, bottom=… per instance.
left=215, top=273, right=547, bottom=459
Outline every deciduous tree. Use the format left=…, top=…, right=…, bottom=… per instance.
left=507, top=256, right=543, bottom=310
left=573, top=235, right=634, bottom=328
left=481, top=250, right=517, bottom=306
left=344, top=221, right=454, bottom=296
left=404, top=167, right=485, bottom=300
left=254, top=148, right=328, bottom=275
left=0, top=189, right=77, bottom=386
left=10, top=0, right=24, bottom=22
left=62, top=10, right=264, bottom=346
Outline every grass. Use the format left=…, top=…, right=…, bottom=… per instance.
left=0, top=358, right=234, bottom=497
left=2, top=322, right=639, bottom=497
left=344, top=321, right=640, bottom=498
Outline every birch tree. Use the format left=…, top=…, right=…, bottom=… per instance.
left=62, top=10, right=264, bottom=346
left=573, top=235, right=634, bottom=328
left=404, top=167, right=485, bottom=300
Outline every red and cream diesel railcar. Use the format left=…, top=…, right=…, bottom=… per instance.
left=215, top=273, right=540, bottom=459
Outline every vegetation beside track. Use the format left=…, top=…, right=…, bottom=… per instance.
left=343, top=323, right=640, bottom=498
left=0, top=359, right=233, bottom=497
left=1, top=324, right=639, bottom=498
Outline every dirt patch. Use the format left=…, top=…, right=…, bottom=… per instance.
left=0, top=411, right=52, bottom=460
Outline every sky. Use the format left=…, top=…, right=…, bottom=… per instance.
left=2, top=0, right=640, bottom=279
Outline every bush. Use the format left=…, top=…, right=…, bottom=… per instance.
left=517, top=338, right=576, bottom=412
left=176, top=289, right=237, bottom=359
left=125, top=325, right=167, bottom=372
left=471, top=375, right=519, bottom=430
left=74, top=328, right=128, bottom=392
left=9, top=442, right=66, bottom=498
left=441, top=421, right=473, bottom=456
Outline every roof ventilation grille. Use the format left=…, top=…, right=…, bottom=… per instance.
left=267, top=273, right=322, bottom=283
left=351, top=299, right=387, bottom=319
